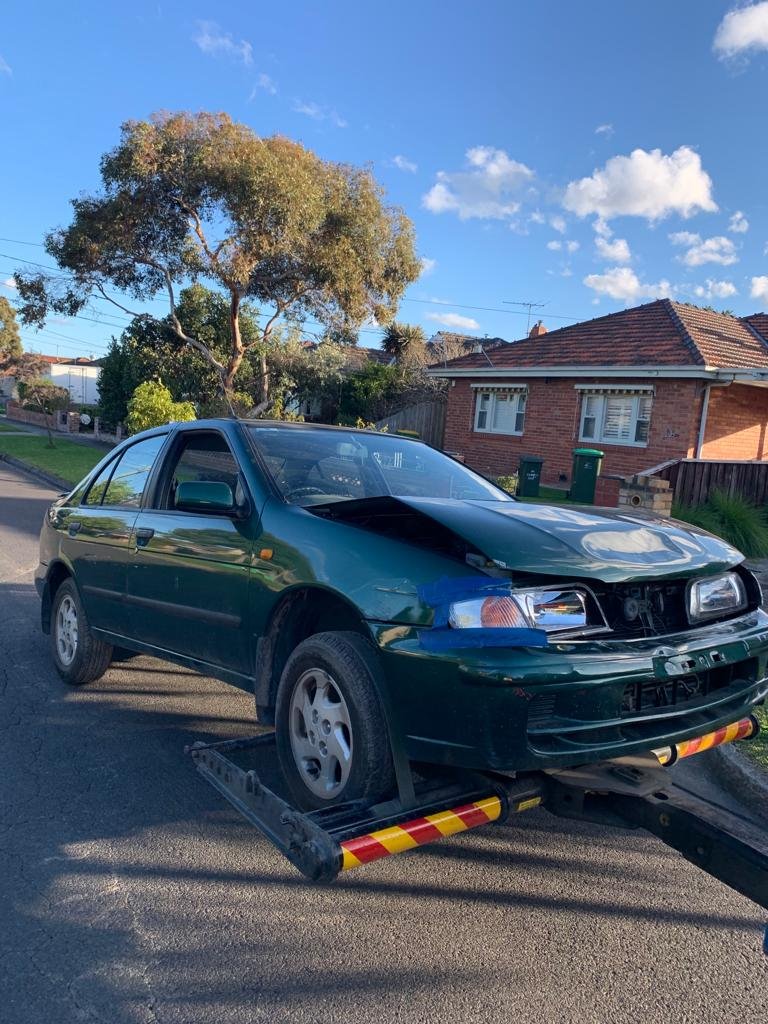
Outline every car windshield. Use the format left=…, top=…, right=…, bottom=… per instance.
left=247, top=426, right=512, bottom=505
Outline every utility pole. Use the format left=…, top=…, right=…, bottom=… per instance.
left=503, top=300, right=547, bottom=335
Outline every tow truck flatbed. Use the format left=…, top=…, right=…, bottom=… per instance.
left=187, top=729, right=768, bottom=948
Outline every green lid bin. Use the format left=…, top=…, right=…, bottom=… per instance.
left=569, top=447, right=604, bottom=503
left=517, top=454, right=544, bottom=498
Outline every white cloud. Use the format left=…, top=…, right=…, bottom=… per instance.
left=392, top=155, right=417, bottom=173
left=669, top=232, right=738, bottom=267
left=547, top=239, right=578, bottom=253
left=550, top=214, right=566, bottom=234
left=728, top=210, right=749, bottom=233
left=2, top=277, right=17, bottom=290
left=250, top=73, right=276, bottom=97
left=751, top=276, right=768, bottom=303
left=593, top=216, right=612, bottom=238
left=0, top=55, right=11, bottom=76
left=292, top=100, right=347, bottom=128
left=420, top=257, right=437, bottom=275
left=595, top=123, right=614, bottom=136
left=426, top=312, right=480, bottom=330
left=714, top=2, right=768, bottom=59
left=595, top=235, right=631, bottom=263
left=563, top=146, right=717, bottom=222
left=693, top=279, right=738, bottom=300
left=584, top=267, right=673, bottom=304
left=422, top=146, right=534, bottom=220
left=193, top=21, right=252, bottom=65
left=529, top=210, right=546, bottom=225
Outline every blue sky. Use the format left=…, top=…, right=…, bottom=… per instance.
left=3, top=0, right=768, bottom=360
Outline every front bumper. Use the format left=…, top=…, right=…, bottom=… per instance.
left=371, top=610, right=768, bottom=772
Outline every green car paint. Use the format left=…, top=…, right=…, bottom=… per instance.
left=36, top=419, right=768, bottom=775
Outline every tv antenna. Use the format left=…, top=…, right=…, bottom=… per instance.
left=503, top=299, right=547, bottom=335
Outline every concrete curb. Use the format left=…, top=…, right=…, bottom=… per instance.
left=708, top=742, right=768, bottom=825
left=0, top=452, right=71, bottom=492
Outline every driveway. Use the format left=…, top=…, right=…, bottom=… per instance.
left=1, top=462, right=766, bottom=1024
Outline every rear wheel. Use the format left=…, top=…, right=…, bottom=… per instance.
left=275, top=631, right=395, bottom=810
left=51, top=579, right=113, bottom=685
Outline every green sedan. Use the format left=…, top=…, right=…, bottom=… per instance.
left=36, top=419, right=768, bottom=809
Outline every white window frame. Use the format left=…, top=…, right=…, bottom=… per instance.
left=474, top=388, right=527, bottom=436
left=578, top=392, right=652, bottom=448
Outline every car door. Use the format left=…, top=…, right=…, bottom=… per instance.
left=125, top=428, right=256, bottom=676
left=63, top=433, right=169, bottom=636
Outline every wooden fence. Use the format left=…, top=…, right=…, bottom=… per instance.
left=653, top=459, right=768, bottom=507
left=376, top=399, right=446, bottom=448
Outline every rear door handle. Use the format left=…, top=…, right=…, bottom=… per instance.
left=135, top=527, right=155, bottom=547
left=68, top=521, right=82, bottom=536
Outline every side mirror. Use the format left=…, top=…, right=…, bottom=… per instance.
left=175, top=480, right=236, bottom=514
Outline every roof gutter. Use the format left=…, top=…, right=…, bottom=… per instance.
left=427, top=365, right=727, bottom=380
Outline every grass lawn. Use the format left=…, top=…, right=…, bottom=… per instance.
left=743, top=705, right=768, bottom=771
left=0, top=435, right=108, bottom=486
left=0, top=421, right=23, bottom=432
left=518, top=485, right=575, bottom=505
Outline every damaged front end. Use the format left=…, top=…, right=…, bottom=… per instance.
left=310, top=494, right=768, bottom=772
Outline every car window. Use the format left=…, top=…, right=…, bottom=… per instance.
left=247, top=426, right=511, bottom=505
left=162, top=431, right=245, bottom=511
left=100, top=435, right=167, bottom=508
left=83, top=459, right=117, bottom=506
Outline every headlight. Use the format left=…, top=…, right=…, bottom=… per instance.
left=687, top=572, right=747, bottom=623
left=449, top=587, right=594, bottom=634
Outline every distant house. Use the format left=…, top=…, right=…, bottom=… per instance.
left=1, top=355, right=102, bottom=406
left=429, top=300, right=768, bottom=486
left=45, top=357, right=102, bottom=405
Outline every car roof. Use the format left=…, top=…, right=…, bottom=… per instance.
left=123, top=418, right=427, bottom=448
left=186, top=418, right=424, bottom=442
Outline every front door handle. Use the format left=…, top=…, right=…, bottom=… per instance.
left=135, top=527, right=155, bottom=547
left=68, top=521, right=82, bottom=536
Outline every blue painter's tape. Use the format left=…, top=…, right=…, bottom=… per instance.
left=417, top=576, right=549, bottom=650
left=419, top=626, right=548, bottom=651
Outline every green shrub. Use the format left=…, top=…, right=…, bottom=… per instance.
left=494, top=473, right=519, bottom=495
left=125, top=381, right=196, bottom=434
left=673, top=490, right=768, bottom=557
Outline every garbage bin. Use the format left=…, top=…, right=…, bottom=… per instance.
left=570, top=447, right=604, bottom=503
left=517, top=454, right=544, bottom=498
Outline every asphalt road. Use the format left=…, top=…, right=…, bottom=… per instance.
left=1, top=461, right=767, bottom=1024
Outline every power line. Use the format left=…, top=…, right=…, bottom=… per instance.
left=0, top=239, right=589, bottom=328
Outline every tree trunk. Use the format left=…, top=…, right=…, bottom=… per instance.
left=222, top=293, right=246, bottom=408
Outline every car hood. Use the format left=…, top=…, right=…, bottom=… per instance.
left=393, top=497, right=742, bottom=583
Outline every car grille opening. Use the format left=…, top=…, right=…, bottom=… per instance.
left=621, top=658, right=758, bottom=715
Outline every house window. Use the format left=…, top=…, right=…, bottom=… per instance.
left=579, top=393, right=652, bottom=447
left=474, top=390, right=526, bottom=435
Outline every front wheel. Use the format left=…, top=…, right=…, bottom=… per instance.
left=275, top=631, right=395, bottom=810
left=51, top=579, right=113, bottom=685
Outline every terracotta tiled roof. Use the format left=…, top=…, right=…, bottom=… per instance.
left=673, top=304, right=768, bottom=369
left=744, top=313, right=768, bottom=342
left=431, top=300, right=768, bottom=373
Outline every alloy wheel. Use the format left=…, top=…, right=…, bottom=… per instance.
left=55, top=595, right=79, bottom=667
left=288, top=668, right=353, bottom=799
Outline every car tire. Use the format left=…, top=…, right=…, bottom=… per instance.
left=275, top=631, right=396, bottom=810
left=51, top=579, right=113, bottom=686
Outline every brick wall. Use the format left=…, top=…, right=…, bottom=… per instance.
left=443, top=377, right=704, bottom=486
left=701, top=383, right=768, bottom=460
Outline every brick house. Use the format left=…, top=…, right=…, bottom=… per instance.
left=430, top=299, right=768, bottom=487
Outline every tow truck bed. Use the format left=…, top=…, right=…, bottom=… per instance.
left=188, top=730, right=768, bottom=950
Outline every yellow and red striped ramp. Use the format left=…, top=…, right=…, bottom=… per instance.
left=653, top=715, right=757, bottom=766
left=340, top=793, right=541, bottom=870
